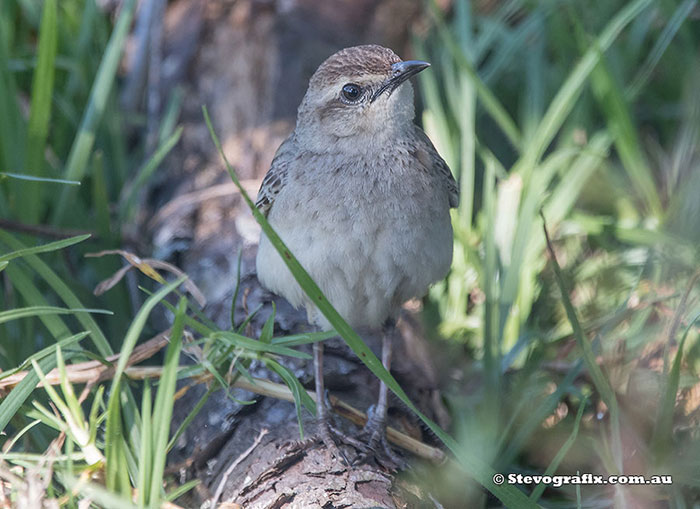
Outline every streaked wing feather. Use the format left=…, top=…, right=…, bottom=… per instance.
left=255, top=139, right=293, bottom=217
left=413, top=126, right=459, bottom=208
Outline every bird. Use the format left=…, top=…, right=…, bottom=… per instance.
left=255, top=44, right=458, bottom=464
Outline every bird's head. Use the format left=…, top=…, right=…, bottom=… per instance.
left=295, top=45, right=429, bottom=149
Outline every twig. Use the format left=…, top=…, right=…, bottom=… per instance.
left=210, top=428, right=268, bottom=507
left=0, top=330, right=170, bottom=391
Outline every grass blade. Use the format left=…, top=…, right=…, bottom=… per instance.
left=0, top=231, right=111, bottom=357
left=265, top=359, right=315, bottom=438
left=0, top=305, right=111, bottom=324
left=211, top=331, right=311, bottom=359
left=626, top=0, right=698, bottom=100
left=501, top=361, right=583, bottom=465
left=518, top=0, right=653, bottom=172
left=427, top=0, right=522, bottom=151
left=166, top=385, right=215, bottom=453
left=119, top=127, right=183, bottom=222
left=270, top=330, right=337, bottom=346
left=0, top=5, right=25, bottom=218
left=0, top=331, right=89, bottom=381
left=137, top=381, right=153, bottom=508
left=259, top=302, right=276, bottom=343
left=2, top=263, right=76, bottom=364
left=23, top=0, right=57, bottom=223
left=59, top=474, right=138, bottom=509
left=104, top=277, right=184, bottom=494
left=52, top=0, right=137, bottom=224
left=0, top=233, right=90, bottom=263
left=542, top=214, right=623, bottom=473
left=0, top=333, right=86, bottom=432
left=530, top=396, right=589, bottom=501
left=109, top=277, right=185, bottom=397
left=148, top=297, right=186, bottom=508
left=650, top=311, right=700, bottom=461
left=570, top=11, right=661, bottom=216
left=0, top=173, right=81, bottom=185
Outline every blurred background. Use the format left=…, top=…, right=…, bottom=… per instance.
left=1, top=0, right=699, bottom=507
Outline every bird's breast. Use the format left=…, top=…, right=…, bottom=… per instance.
left=257, top=148, right=453, bottom=329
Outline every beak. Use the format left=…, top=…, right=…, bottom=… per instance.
left=371, top=60, right=430, bottom=103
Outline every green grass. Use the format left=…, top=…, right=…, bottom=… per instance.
left=416, top=0, right=700, bottom=505
left=1, top=0, right=699, bottom=507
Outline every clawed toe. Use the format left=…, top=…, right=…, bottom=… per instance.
left=316, top=421, right=352, bottom=466
left=355, top=415, right=405, bottom=470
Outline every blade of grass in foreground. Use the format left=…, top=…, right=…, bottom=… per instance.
left=0, top=305, right=112, bottom=324
left=137, top=381, right=153, bottom=508
left=104, top=277, right=185, bottom=494
left=211, top=331, right=312, bottom=359
left=270, top=330, right=337, bottom=346
left=265, top=358, right=316, bottom=438
left=0, top=173, right=81, bottom=185
left=501, top=361, right=583, bottom=467
left=204, top=107, right=537, bottom=508
left=0, top=233, right=90, bottom=263
left=148, top=297, right=186, bottom=509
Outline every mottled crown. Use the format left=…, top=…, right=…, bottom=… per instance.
left=310, top=45, right=402, bottom=86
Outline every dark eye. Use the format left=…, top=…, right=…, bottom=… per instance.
left=341, top=83, right=362, bottom=102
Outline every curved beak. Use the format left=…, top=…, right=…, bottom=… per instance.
left=371, top=60, right=430, bottom=103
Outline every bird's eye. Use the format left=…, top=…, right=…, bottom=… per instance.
left=341, top=83, right=362, bottom=102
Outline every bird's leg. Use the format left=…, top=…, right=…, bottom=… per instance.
left=360, top=319, right=403, bottom=467
left=313, top=341, right=350, bottom=464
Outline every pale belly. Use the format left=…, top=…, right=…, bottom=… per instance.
left=256, top=187, right=453, bottom=330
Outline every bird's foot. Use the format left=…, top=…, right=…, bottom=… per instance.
left=314, top=391, right=363, bottom=465
left=315, top=417, right=351, bottom=465
left=355, top=405, right=406, bottom=470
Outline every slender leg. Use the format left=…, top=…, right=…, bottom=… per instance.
left=361, top=320, right=403, bottom=466
left=313, top=341, right=348, bottom=463
left=371, top=324, right=393, bottom=433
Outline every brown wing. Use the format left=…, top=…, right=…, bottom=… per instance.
left=413, top=126, right=459, bottom=208
left=255, top=138, right=294, bottom=217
